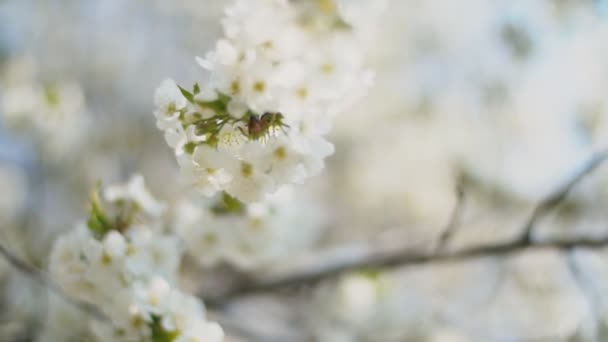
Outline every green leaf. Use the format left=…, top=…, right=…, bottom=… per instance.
left=178, top=85, right=194, bottom=103
left=184, top=142, right=197, bottom=155
left=211, top=192, right=245, bottom=215
left=193, top=83, right=201, bottom=95
left=87, top=183, right=113, bottom=238
left=216, top=92, right=231, bottom=105
left=150, top=315, right=180, bottom=342
left=196, top=99, right=226, bottom=114
left=44, top=85, right=61, bottom=107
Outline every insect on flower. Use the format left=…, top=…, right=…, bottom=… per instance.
left=240, top=112, right=289, bottom=140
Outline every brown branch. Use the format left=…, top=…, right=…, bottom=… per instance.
left=435, top=180, right=466, bottom=251
left=520, top=150, right=608, bottom=243
left=206, top=235, right=608, bottom=306
left=0, top=243, right=109, bottom=322
left=206, top=150, right=608, bottom=306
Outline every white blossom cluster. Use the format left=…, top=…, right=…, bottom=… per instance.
left=309, top=272, right=411, bottom=342
left=0, top=57, right=89, bottom=159
left=48, top=175, right=223, bottom=342
left=175, top=186, right=325, bottom=269
left=153, top=0, right=372, bottom=202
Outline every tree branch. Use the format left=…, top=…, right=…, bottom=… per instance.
left=520, top=150, right=608, bottom=243
left=0, top=243, right=109, bottom=322
left=435, top=179, right=466, bottom=251
left=207, top=236, right=608, bottom=305
left=206, top=149, right=608, bottom=305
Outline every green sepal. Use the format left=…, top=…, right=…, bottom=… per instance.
left=87, top=183, right=113, bottom=239
left=44, top=84, right=61, bottom=107
left=178, top=85, right=194, bottom=103
left=150, top=314, right=180, bottom=342
left=211, top=191, right=245, bottom=215
left=184, top=142, right=197, bottom=155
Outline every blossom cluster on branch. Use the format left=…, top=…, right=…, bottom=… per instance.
left=48, top=175, right=223, bottom=342
left=153, top=0, right=372, bottom=202
left=25, top=1, right=378, bottom=340
left=175, top=186, right=325, bottom=269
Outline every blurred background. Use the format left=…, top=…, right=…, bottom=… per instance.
left=2, top=0, right=608, bottom=341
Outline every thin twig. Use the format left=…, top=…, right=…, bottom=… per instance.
left=207, top=150, right=608, bottom=305
left=436, top=180, right=466, bottom=251
left=0, top=243, right=109, bottom=322
left=520, top=150, right=608, bottom=243
left=207, top=236, right=608, bottom=305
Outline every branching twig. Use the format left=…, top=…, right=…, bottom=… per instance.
left=436, top=180, right=467, bottom=251
left=207, top=150, right=608, bottom=305
left=0, top=243, right=109, bottom=322
left=207, top=236, right=608, bottom=305
left=520, top=150, right=608, bottom=243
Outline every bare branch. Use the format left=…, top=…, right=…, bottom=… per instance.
left=520, top=150, right=608, bottom=243
left=207, top=235, right=608, bottom=305
left=0, top=243, right=109, bottom=322
left=435, top=180, right=466, bottom=251
left=206, top=149, right=608, bottom=305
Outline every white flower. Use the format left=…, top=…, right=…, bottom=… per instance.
left=336, top=274, right=380, bottom=321
left=104, top=174, right=167, bottom=217
left=123, top=277, right=223, bottom=342
left=49, top=224, right=126, bottom=303
left=185, top=125, right=207, bottom=143
left=165, top=123, right=188, bottom=150
left=216, top=124, right=247, bottom=151
left=86, top=277, right=223, bottom=342
left=49, top=216, right=221, bottom=341
left=125, top=227, right=182, bottom=282
left=236, top=58, right=281, bottom=114
left=0, top=59, right=90, bottom=159
left=179, top=147, right=235, bottom=197
left=155, top=108, right=181, bottom=130
left=153, top=0, right=372, bottom=202
left=134, top=276, right=172, bottom=313
left=154, top=78, right=187, bottom=114
left=193, top=81, right=219, bottom=102
left=226, top=98, right=248, bottom=118
left=103, top=230, right=127, bottom=258
left=174, top=201, right=231, bottom=267
left=226, top=142, right=278, bottom=202
left=309, top=272, right=405, bottom=341
left=215, top=39, right=239, bottom=66
left=1, top=85, right=39, bottom=118
left=175, top=186, right=325, bottom=269
left=176, top=321, right=225, bottom=342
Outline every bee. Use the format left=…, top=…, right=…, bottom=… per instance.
left=240, top=112, right=288, bottom=140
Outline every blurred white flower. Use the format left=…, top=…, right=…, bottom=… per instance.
left=49, top=223, right=178, bottom=304
left=175, top=186, right=325, bottom=269
left=309, top=272, right=409, bottom=342
left=154, top=78, right=188, bottom=115
left=48, top=176, right=222, bottom=341
left=104, top=174, right=168, bottom=217
left=179, top=148, right=235, bottom=197
left=89, top=276, right=223, bottom=342
left=0, top=57, right=90, bottom=160
left=125, top=227, right=181, bottom=281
